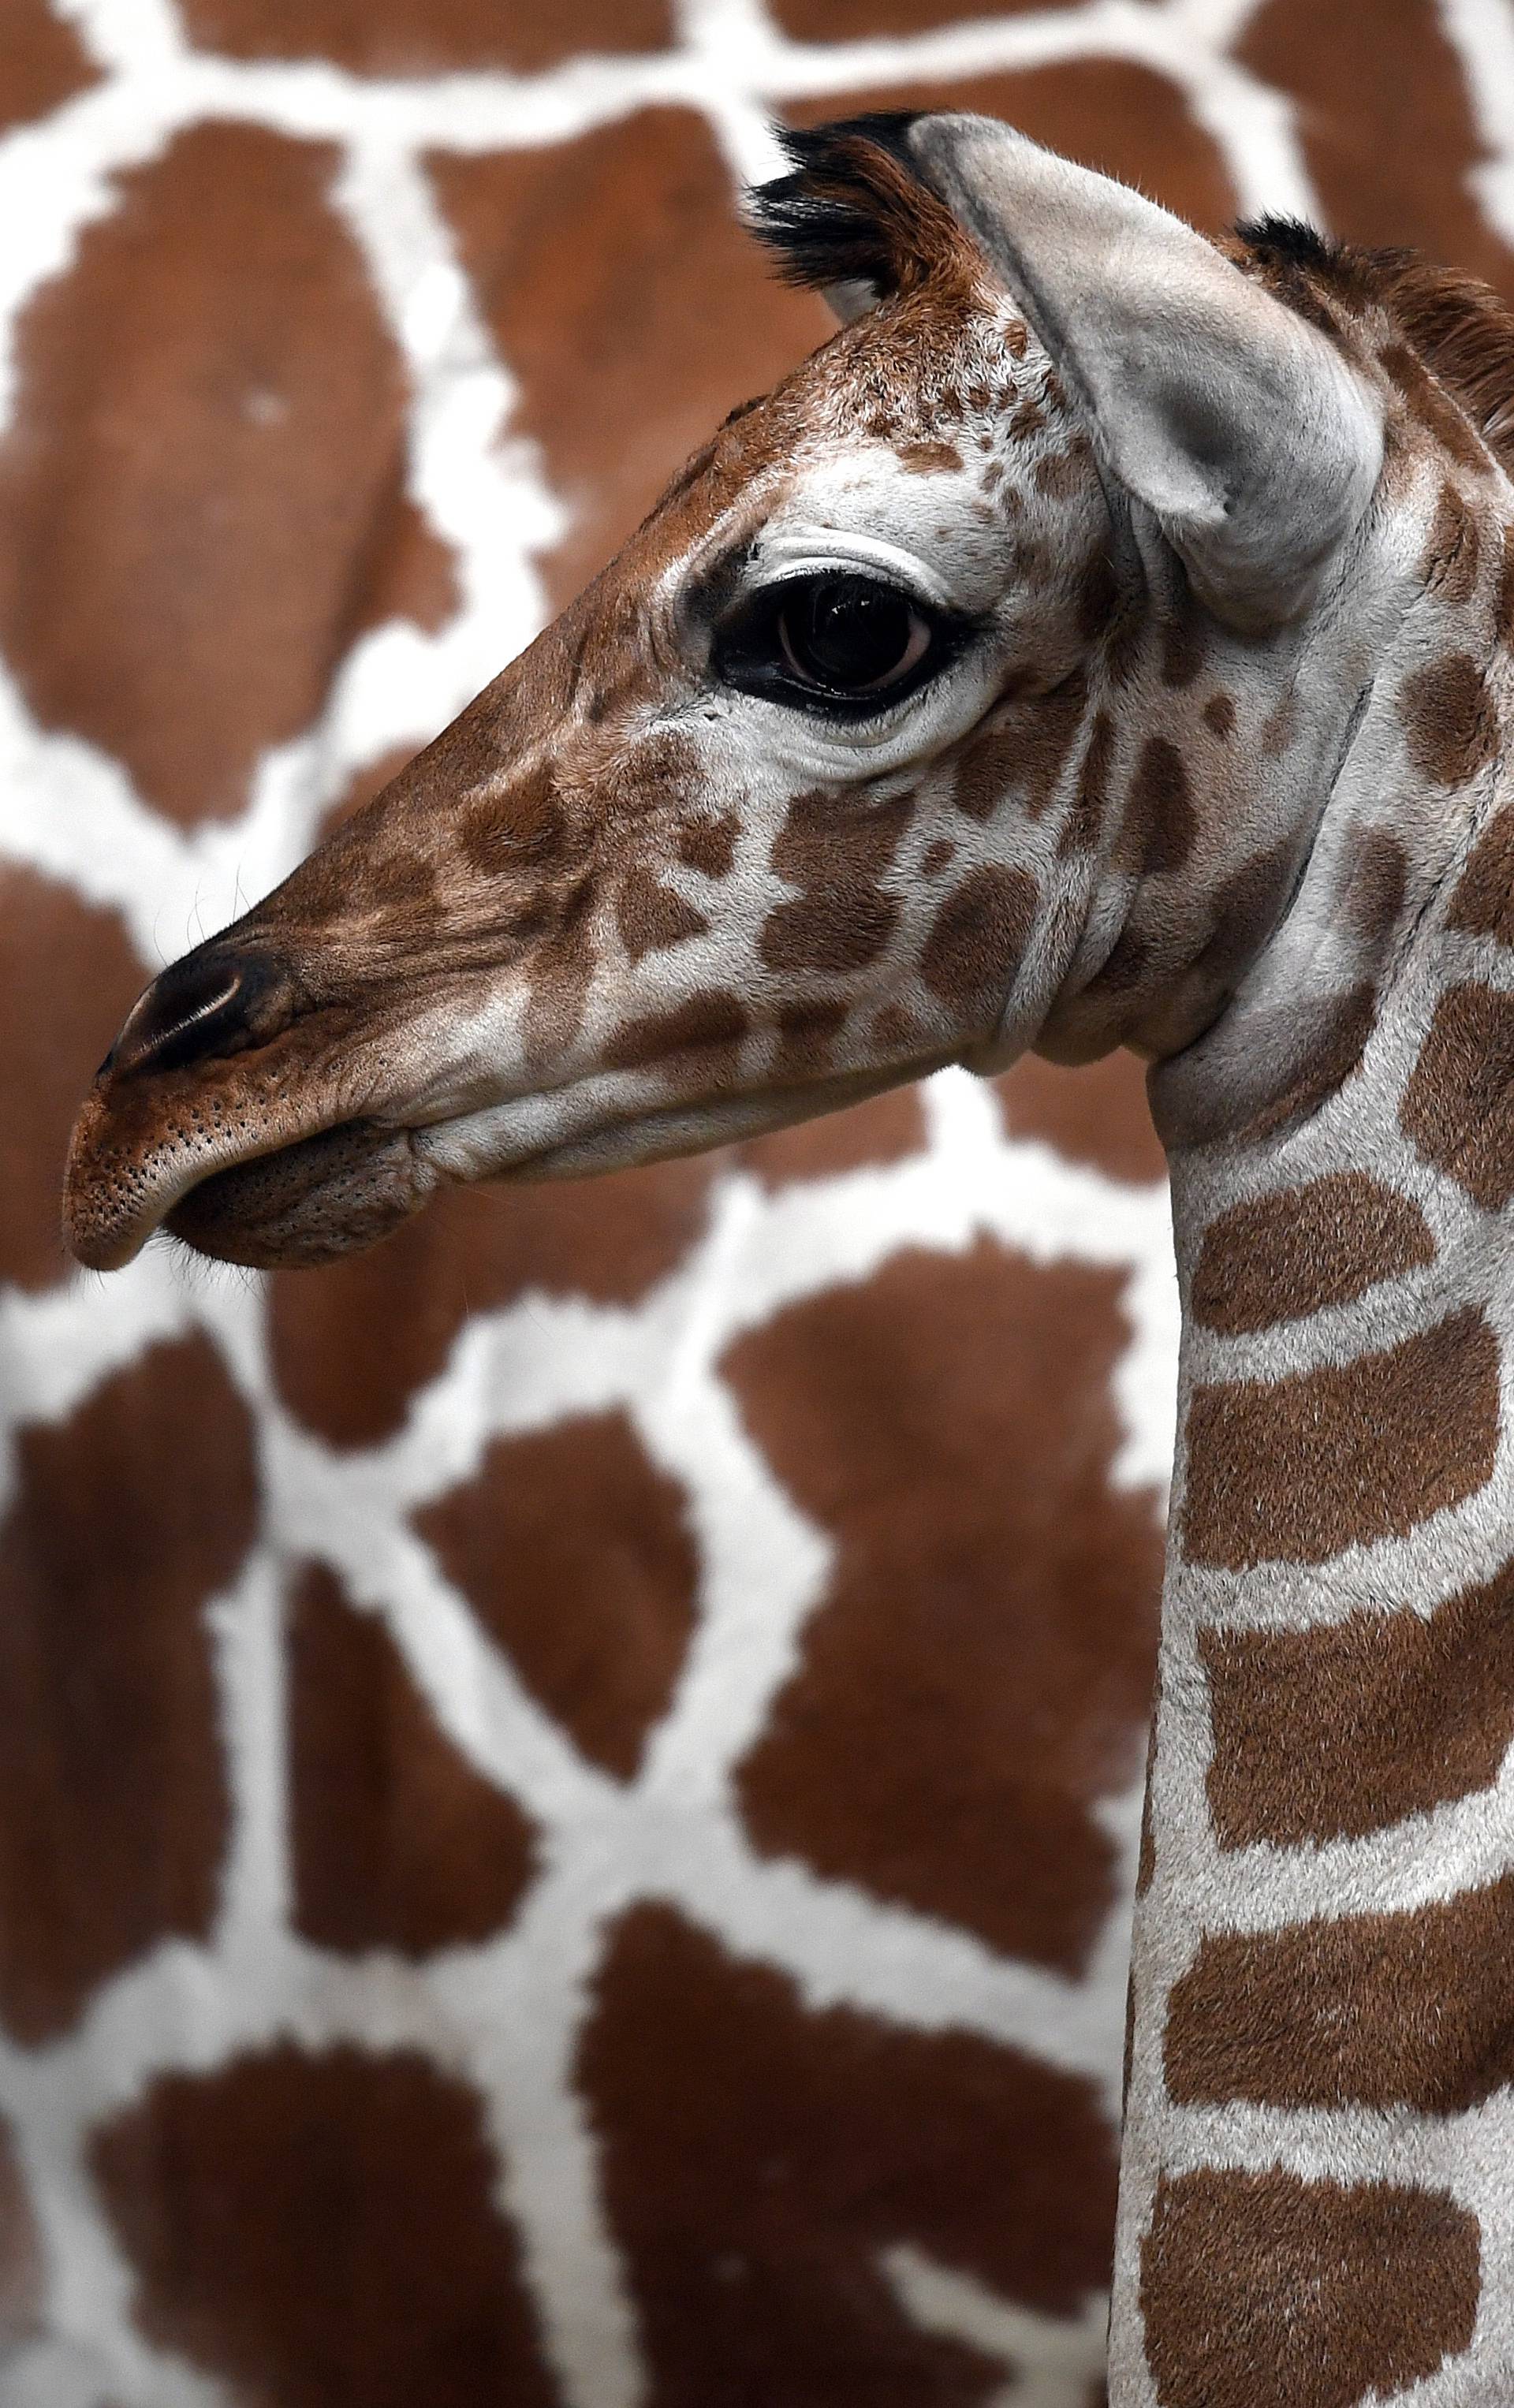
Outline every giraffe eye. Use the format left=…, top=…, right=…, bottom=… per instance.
left=714, top=571, right=958, bottom=715
left=777, top=576, right=931, bottom=692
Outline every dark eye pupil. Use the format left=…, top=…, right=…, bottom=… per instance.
left=783, top=576, right=917, bottom=689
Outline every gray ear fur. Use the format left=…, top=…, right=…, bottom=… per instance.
left=820, top=277, right=881, bottom=326
left=907, top=114, right=1383, bottom=629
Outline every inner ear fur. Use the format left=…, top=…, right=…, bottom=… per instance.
left=901, top=114, right=1385, bottom=630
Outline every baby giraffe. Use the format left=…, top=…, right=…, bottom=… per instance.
left=66, top=111, right=1514, bottom=2403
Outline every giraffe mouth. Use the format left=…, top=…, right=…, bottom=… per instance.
left=73, top=1049, right=947, bottom=1273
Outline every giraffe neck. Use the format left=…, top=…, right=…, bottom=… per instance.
left=1111, top=628, right=1514, bottom=2399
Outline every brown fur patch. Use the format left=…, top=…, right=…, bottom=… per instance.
left=1117, top=736, right=1195, bottom=875
left=952, top=728, right=1016, bottom=824
left=615, top=867, right=708, bottom=961
left=1344, top=826, right=1409, bottom=941
left=1420, top=479, right=1482, bottom=603
left=1448, top=801, right=1514, bottom=941
left=1193, top=838, right=1298, bottom=995
left=725, top=1239, right=1159, bottom=1971
left=675, top=811, right=740, bottom=880
left=1203, top=1549, right=1514, bottom=1847
left=1167, top=1875, right=1514, bottom=2111
left=1203, top=691, right=1236, bottom=739
left=1076, top=547, right=1118, bottom=643
left=1032, top=438, right=1093, bottom=498
left=461, top=768, right=569, bottom=878
left=761, top=786, right=912, bottom=975
left=1400, top=650, right=1500, bottom=784
left=1191, top=1171, right=1434, bottom=1333
left=871, top=1001, right=922, bottom=1053
left=93, top=2045, right=556, bottom=2407
left=998, top=1050, right=1165, bottom=1186
left=416, top=1411, right=697, bottom=1778
left=604, top=988, right=748, bottom=1076
left=1141, top=2169, right=1479, bottom=2408
left=0, top=119, right=448, bottom=829
left=1182, top=1307, right=1498, bottom=1567
left=920, top=867, right=1038, bottom=1021
left=289, top=1563, right=538, bottom=1952
left=1002, top=670, right=1091, bottom=824
left=578, top=1903, right=1120, bottom=2400
left=1400, top=980, right=1514, bottom=1206
left=774, top=995, right=849, bottom=1074
left=1058, top=711, right=1113, bottom=857
left=1232, top=982, right=1377, bottom=1143
left=896, top=438, right=962, bottom=473
left=0, top=1336, right=249, bottom=2041
left=1084, top=927, right=1148, bottom=999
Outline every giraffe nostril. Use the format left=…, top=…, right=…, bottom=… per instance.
left=104, top=945, right=296, bottom=1080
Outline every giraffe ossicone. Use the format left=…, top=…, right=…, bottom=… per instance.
left=63, top=109, right=1514, bottom=2404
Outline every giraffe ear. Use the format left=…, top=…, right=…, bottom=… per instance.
left=819, top=277, right=882, bottom=326
left=906, top=114, right=1383, bottom=630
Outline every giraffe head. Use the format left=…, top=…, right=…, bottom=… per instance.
left=64, top=112, right=1393, bottom=1272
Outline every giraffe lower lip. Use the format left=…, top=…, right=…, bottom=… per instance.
left=166, top=1118, right=438, bottom=1268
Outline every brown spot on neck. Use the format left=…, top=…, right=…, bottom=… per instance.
left=1203, top=1547, right=1514, bottom=1849
left=1117, top=736, right=1195, bottom=876
left=1167, top=1874, right=1514, bottom=2112
left=1400, top=650, right=1499, bottom=785
left=1344, top=827, right=1409, bottom=941
left=1182, top=1306, right=1497, bottom=1568
left=1141, top=2169, right=1479, bottom=2408
left=1401, top=982, right=1514, bottom=1204
left=1420, top=479, right=1482, bottom=604
left=1448, top=799, right=1514, bottom=941
left=895, top=438, right=962, bottom=473
left=1191, top=1172, right=1434, bottom=1334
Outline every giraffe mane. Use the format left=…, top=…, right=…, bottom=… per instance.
left=1240, top=214, right=1514, bottom=475
left=747, top=114, right=978, bottom=303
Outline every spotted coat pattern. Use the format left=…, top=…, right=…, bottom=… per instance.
left=11, top=9, right=1514, bottom=2408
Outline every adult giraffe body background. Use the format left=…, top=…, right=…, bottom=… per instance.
left=8, top=6, right=1514, bottom=2407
